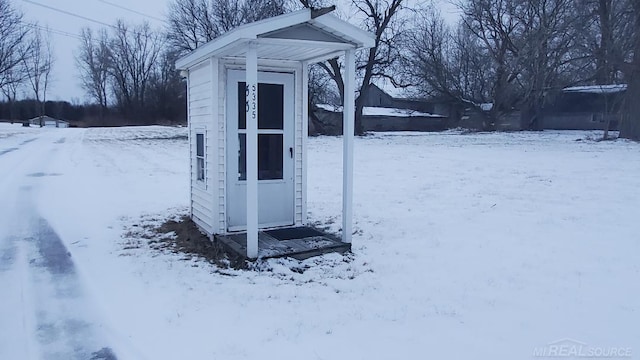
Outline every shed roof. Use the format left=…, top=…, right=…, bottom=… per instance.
left=315, top=104, right=444, bottom=118
left=563, top=84, right=627, bottom=94
left=29, top=115, right=67, bottom=123
left=176, top=8, right=375, bottom=69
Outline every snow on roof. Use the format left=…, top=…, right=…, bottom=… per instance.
left=28, top=115, right=66, bottom=122
left=563, top=84, right=627, bottom=94
left=461, top=99, right=493, bottom=111
left=316, top=104, right=341, bottom=112
left=363, top=107, right=443, bottom=118
left=315, top=104, right=443, bottom=118
left=480, top=103, right=493, bottom=111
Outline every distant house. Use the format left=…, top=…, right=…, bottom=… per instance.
left=361, top=84, right=432, bottom=112
left=543, top=85, right=626, bottom=130
left=315, top=104, right=448, bottom=133
left=459, top=84, right=627, bottom=132
left=312, top=84, right=453, bottom=134
left=29, top=116, right=69, bottom=128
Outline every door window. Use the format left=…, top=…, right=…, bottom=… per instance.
left=237, top=82, right=284, bottom=130
left=236, top=82, right=285, bottom=181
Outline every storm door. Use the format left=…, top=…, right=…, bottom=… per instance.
left=226, top=70, right=295, bottom=231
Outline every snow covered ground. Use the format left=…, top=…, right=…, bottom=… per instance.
left=1, top=123, right=638, bottom=359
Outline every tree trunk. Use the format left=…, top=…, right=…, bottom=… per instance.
left=620, top=2, right=640, bottom=140
left=354, top=83, right=371, bottom=135
left=621, top=82, right=640, bottom=140
left=595, top=0, right=614, bottom=84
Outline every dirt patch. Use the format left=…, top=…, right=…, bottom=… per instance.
left=125, top=215, right=247, bottom=269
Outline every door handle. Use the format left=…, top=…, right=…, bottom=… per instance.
left=289, top=147, right=293, bottom=159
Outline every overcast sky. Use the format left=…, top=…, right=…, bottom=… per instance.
left=19, top=0, right=166, bottom=102
left=18, top=0, right=459, bottom=103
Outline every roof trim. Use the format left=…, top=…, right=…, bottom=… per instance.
left=310, top=15, right=375, bottom=48
left=176, top=8, right=375, bottom=70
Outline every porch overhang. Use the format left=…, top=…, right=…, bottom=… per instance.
left=175, top=8, right=375, bottom=69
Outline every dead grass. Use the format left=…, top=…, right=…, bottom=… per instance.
left=123, top=215, right=248, bottom=269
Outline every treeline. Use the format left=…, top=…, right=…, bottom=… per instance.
left=75, top=24, right=186, bottom=125
left=0, top=99, right=83, bottom=122
left=0, top=99, right=186, bottom=126
left=0, top=0, right=186, bottom=126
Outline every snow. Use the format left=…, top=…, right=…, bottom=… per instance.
left=315, top=103, right=341, bottom=112
left=316, top=104, right=443, bottom=117
left=1, top=123, right=639, bottom=359
left=480, top=102, right=494, bottom=111
left=362, top=106, right=442, bottom=117
left=563, top=84, right=627, bottom=94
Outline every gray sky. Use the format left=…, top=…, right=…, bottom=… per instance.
left=18, top=0, right=459, bottom=103
left=20, top=0, right=166, bottom=102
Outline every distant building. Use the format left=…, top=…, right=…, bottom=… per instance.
left=458, top=84, right=627, bottom=132
left=543, top=85, right=626, bottom=131
left=29, top=116, right=69, bottom=128
left=312, top=84, right=454, bottom=134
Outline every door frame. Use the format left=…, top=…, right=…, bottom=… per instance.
left=225, top=69, right=296, bottom=232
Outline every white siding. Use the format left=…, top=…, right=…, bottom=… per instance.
left=188, top=59, right=217, bottom=235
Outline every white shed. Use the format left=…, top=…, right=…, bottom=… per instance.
left=176, top=7, right=374, bottom=259
left=29, top=116, right=69, bottom=128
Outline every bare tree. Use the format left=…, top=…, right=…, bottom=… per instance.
left=308, top=64, right=339, bottom=105
left=76, top=28, right=110, bottom=119
left=1, top=69, right=25, bottom=122
left=353, top=0, right=406, bottom=134
left=0, top=0, right=30, bottom=91
left=108, top=20, right=162, bottom=121
left=515, top=0, right=581, bottom=130
left=22, top=27, right=54, bottom=122
left=146, top=49, right=186, bottom=123
left=594, top=0, right=617, bottom=83
left=167, top=0, right=290, bottom=53
left=402, top=6, right=491, bottom=105
left=402, top=1, right=522, bottom=130
left=299, top=0, right=407, bottom=135
left=512, top=0, right=633, bottom=135
left=458, top=0, right=525, bottom=128
left=574, top=0, right=634, bottom=85
left=405, top=0, right=594, bottom=131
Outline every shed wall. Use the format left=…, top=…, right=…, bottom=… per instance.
left=362, top=116, right=448, bottom=132
left=187, top=58, right=306, bottom=235
left=543, top=113, right=621, bottom=130
left=188, top=59, right=217, bottom=235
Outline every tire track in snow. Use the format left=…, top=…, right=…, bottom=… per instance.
left=0, top=147, right=19, bottom=156
left=26, top=215, right=118, bottom=360
left=0, top=131, right=118, bottom=360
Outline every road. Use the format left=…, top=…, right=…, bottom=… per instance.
left=0, top=128, right=117, bottom=360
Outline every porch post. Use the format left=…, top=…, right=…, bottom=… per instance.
left=301, top=62, right=309, bottom=225
left=246, top=42, right=259, bottom=258
left=342, top=48, right=356, bottom=244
